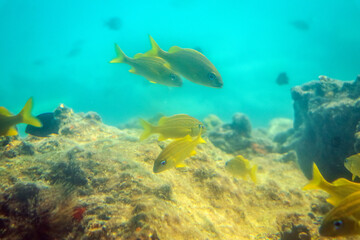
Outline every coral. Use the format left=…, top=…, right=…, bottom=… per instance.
left=291, top=75, right=360, bottom=180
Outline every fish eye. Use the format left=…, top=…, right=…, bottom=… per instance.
left=208, top=72, right=217, bottom=81
left=170, top=73, right=176, bottom=81
left=160, top=160, right=167, bottom=166
left=333, top=220, right=343, bottom=230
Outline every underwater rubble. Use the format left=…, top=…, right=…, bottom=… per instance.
left=0, top=105, right=337, bottom=239
left=291, top=75, right=360, bottom=181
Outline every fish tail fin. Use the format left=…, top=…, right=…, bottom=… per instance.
left=110, top=43, right=129, bottom=63
left=143, top=35, right=163, bottom=57
left=18, top=97, right=42, bottom=127
left=250, top=164, right=257, bottom=184
left=303, top=162, right=328, bottom=190
left=139, top=119, right=155, bottom=141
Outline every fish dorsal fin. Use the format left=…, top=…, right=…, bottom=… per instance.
left=169, top=46, right=182, bottom=53
left=133, top=53, right=143, bottom=59
left=0, top=107, right=13, bottom=116
left=6, top=126, right=18, bottom=136
left=158, top=116, right=169, bottom=125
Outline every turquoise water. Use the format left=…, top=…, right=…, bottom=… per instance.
left=1, top=0, right=359, bottom=128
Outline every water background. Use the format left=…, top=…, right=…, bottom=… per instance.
left=1, top=0, right=359, bottom=130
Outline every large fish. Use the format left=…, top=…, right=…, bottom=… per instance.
left=25, top=112, right=60, bottom=137
left=140, top=114, right=205, bottom=141
left=303, top=162, right=360, bottom=206
left=153, top=131, right=206, bottom=173
left=144, top=35, right=223, bottom=88
left=0, top=97, right=42, bottom=136
left=110, top=44, right=182, bottom=87
left=225, top=155, right=257, bottom=183
left=319, top=191, right=360, bottom=237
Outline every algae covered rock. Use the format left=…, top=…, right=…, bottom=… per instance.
left=291, top=75, right=360, bottom=181
left=207, top=112, right=275, bottom=154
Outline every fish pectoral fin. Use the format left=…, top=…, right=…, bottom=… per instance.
left=149, top=81, right=157, bottom=84
left=352, top=175, right=356, bottom=181
left=175, top=163, right=187, bottom=168
left=190, top=150, right=197, bottom=156
left=129, top=68, right=136, bottom=74
left=6, top=126, right=18, bottom=136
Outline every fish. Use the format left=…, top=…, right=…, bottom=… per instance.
left=25, top=112, right=60, bottom=137
left=0, top=97, right=42, bottom=136
left=303, top=162, right=360, bottom=206
left=225, top=155, right=257, bottom=183
left=344, top=153, right=360, bottom=181
left=153, top=131, right=206, bottom=173
left=105, top=17, right=122, bottom=31
left=276, top=72, right=289, bottom=85
left=110, top=44, right=182, bottom=87
left=143, top=35, right=223, bottom=88
left=290, top=20, right=309, bottom=31
left=139, top=114, right=205, bottom=141
left=319, top=191, right=360, bottom=237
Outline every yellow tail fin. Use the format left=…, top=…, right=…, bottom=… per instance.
left=250, top=164, right=257, bottom=184
left=139, top=119, right=155, bottom=141
left=110, top=43, right=128, bottom=63
left=19, top=97, right=42, bottom=127
left=303, top=162, right=329, bottom=190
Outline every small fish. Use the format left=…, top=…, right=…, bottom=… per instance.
left=290, top=20, right=309, bottom=31
left=105, top=17, right=122, bottom=31
left=110, top=44, right=182, bottom=87
left=153, top=131, right=206, bottom=173
left=345, top=153, right=360, bottom=181
left=0, top=97, right=42, bottom=136
left=25, top=112, right=60, bottom=137
left=276, top=72, right=289, bottom=85
left=143, top=35, right=223, bottom=88
left=303, top=162, right=360, bottom=206
left=140, top=114, right=205, bottom=141
left=319, top=191, right=360, bottom=237
left=225, top=155, right=257, bottom=183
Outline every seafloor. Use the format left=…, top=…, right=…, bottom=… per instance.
left=0, top=107, right=350, bottom=240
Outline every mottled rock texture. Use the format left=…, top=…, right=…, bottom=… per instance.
left=291, top=75, right=360, bottom=181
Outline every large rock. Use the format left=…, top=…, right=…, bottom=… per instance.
left=291, top=75, right=360, bottom=181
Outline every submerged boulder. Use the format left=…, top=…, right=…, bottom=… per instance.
left=291, top=75, right=360, bottom=181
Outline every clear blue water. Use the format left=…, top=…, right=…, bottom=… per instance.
left=1, top=0, right=359, bottom=129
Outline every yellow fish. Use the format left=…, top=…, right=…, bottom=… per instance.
left=139, top=114, right=205, bottom=141
left=110, top=44, right=182, bottom=87
left=345, top=153, right=360, bottom=181
left=303, top=162, right=360, bottom=206
left=225, top=155, right=257, bottom=183
left=0, top=97, right=42, bottom=136
left=144, top=35, right=223, bottom=88
left=319, top=191, right=360, bottom=237
left=153, top=131, right=206, bottom=173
